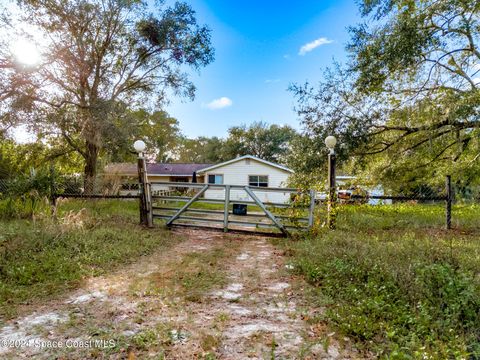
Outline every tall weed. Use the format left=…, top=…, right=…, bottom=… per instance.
left=283, top=204, right=480, bottom=358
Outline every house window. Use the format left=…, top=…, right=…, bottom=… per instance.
left=208, top=174, right=224, bottom=184
left=249, top=175, right=268, bottom=187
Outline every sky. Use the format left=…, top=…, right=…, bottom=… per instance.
left=9, top=0, right=362, bottom=142
left=165, top=0, right=361, bottom=138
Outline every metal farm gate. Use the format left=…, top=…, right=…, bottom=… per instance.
left=147, top=182, right=315, bottom=235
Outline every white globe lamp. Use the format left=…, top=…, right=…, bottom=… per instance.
left=133, top=140, right=146, bottom=153
left=325, top=135, right=337, bottom=151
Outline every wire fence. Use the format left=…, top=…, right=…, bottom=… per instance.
left=330, top=178, right=480, bottom=204
left=0, top=174, right=140, bottom=201
left=348, top=183, right=448, bottom=204
left=54, top=175, right=140, bottom=198
left=2, top=174, right=477, bottom=202
left=1, top=173, right=479, bottom=228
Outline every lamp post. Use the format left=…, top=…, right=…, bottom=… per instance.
left=134, top=140, right=153, bottom=227
left=325, top=136, right=337, bottom=229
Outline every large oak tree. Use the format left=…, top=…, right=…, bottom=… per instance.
left=292, top=0, right=480, bottom=186
left=0, top=0, right=214, bottom=189
left=224, top=122, right=297, bottom=165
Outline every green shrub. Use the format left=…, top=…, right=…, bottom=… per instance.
left=0, top=168, right=54, bottom=219
left=283, top=204, right=480, bottom=358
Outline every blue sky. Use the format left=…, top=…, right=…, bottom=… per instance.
left=166, top=0, right=361, bottom=138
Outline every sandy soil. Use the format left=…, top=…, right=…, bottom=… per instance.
left=0, top=228, right=364, bottom=359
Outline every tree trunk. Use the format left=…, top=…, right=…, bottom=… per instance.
left=84, top=141, right=99, bottom=194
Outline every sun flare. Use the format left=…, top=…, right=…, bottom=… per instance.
left=10, top=39, right=41, bottom=66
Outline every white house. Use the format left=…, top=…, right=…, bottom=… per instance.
left=104, top=155, right=293, bottom=202
left=104, top=162, right=211, bottom=195
left=196, top=155, right=293, bottom=203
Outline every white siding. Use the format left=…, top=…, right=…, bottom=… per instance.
left=147, top=176, right=170, bottom=193
left=201, top=159, right=291, bottom=203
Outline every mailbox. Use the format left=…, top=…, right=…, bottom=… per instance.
left=232, top=204, right=247, bottom=216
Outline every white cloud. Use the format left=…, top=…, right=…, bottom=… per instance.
left=203, top=97, right=233, bottom=110
left=265, top=79, right=281, bottom=84
left=298, top=37, right=333, bottom=56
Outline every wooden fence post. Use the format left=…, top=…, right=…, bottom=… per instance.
left=446, top=175, right=452, bottom=230
left=146, top=181, right=153, bottom=228
left=137, top=156, right=147, bottom=226
left=224, top=185, right=230, bottom=232
left=327, top=152, right=336, bottom=230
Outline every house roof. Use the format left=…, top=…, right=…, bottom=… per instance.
left=105, top=163, right=212, bottom=176
left=197, top=155, right=293, bottom=174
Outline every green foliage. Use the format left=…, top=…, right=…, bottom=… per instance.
left=286, top=135, right=328, bottom=187
left=102, top=108, right=182, bottom=163
left=0, top=167, right=54, bottom=219
left=176, top=136, right=226, bottom=163
left=290, top=0, right=480, bottom=187
left=0, top=199, right=178, bottom=317
left=0, top=0, right=214, bottom=179
left=0, top=137, right=17, bottom=179
left=175, top=122, right=299, bottom=165
left=224, top=121, right=297, bottom=164
left=0, top=136, right=83, bottom=178
left=281, top=204, right=480, bottom=358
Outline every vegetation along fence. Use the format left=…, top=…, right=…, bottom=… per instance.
left=331, top=175, right=480, bottom=229
left=0, top=174, right=315, bottom=235
left=1, top=172, right=478, bottom=231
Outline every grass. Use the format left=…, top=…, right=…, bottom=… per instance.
left=118, top=242, right=240, bottom=358
left=2, top=194, right=479, bottom=358
left=132, top=240, right=241, bottom=303
left=0, top=198, right=179, bottom=318
left=277, top=203, right=480, bottom=359
left=155, top=199, right=265, bottom=213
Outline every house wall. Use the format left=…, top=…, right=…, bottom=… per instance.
left=148, top=175, right=172, bottom=194
left=200, top=159, right=291, bottom=203
left=118, top=175, right=180, bottom=195
left=116, top=173, right=204, bottom=195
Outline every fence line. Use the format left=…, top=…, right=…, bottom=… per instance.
left=1, top=173, right=479, bottom=231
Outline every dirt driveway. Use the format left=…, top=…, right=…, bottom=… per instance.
left=0, top=229, right=361, bottom=359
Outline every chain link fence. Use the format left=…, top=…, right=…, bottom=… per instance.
left=0, top=174, right=140, bottom=201
left=0, top=173, right=141, bottom=219
left=1, top=172, right=479, bottom=227
left=312, top=175, right=480, bottom=229
left=332, top=178, right=479, bottom=204
left=52, top=175, right=140, bottom=198
left=451, top=183, right=480, bottom=204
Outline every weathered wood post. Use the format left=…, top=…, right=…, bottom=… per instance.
left=224, top=185, right=230, bottom=232
left=134, top=140, right=153, bottom=227
left=137, top=155, right=147, bottom=226
left=145, top=170, right=153, bottom=228
left=325, top=136, right=337, bottom=230
left=446, top=175, right=452, bottom=230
